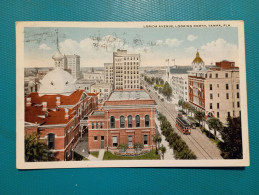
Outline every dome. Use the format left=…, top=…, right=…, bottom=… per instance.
left=192, top=51, right=204, bottom=64
left=52, top=50, right=64, bottom=61
left=38, top=68, right=76, bottom=96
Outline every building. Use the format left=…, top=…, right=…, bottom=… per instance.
left=63, top=55, right=81, bottom=80
left=113, top=49, right=140, bottom=90
left=75, top=79, right=95, bottom=93
left=204, top=61, right=240, bottom=123
left=24, top=76, right=38, bottom=95
left=189, top=57, right=240, bottom=124
left=87, top=90, right=156, bottom=152
left=82, top=70, right=104, bottom=83
left=104, top=63, right=113, bottom=84
left=24, top=36, right=98, bottom=161
left=90, top=83, right=112, bottom=101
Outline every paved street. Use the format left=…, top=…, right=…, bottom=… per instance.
left=145, top=82, right=223, bottom=160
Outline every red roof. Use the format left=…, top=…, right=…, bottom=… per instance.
left=27, top=90, right=86, bottom=108
left=87, top=92, right=99, bottom=96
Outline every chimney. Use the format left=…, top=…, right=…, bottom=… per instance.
left=56, top=96, right=61, bottom=106
left=65, top=108, right=69, bottom=119
left=42, top=102, right=47, bottom=111
left=26, top=97, right=31, bottom=107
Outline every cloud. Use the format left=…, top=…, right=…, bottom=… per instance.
left=39, top=44, right=51, bottom=50
left=187, top=35, right=197, bottom=41
left=164, top=38, right=183, bottom=47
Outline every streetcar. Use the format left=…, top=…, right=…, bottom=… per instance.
left=175, top=114, right=191, bottom=134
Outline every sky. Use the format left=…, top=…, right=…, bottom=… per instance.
left=24, top=27, right=239, bottom=68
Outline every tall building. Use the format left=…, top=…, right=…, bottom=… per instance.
left=113, top=49, right=140, bottom=90
left=63, top=55, right=80, bottom=80
left=189, top=58, right=240, bottom=124
left=87, top=90, right=156, bottom=152
left=104, top=63, right=113, bottom=84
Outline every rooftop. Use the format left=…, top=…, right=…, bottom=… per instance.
left=108, top=90, right=151, bottom=101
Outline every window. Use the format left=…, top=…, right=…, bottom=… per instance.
left=100, top=122, right=103, bottom=129
left=210, top=84, right=212, bottom=90
left=209, top=74, right=212, bottom=78
left=136, top=115, right=140, bottom=127
left=216, top=73, right=218, bottom=78
left=218, top=93, right=219, bottom=97
left=210, top=103, right=213, bottom=109
left=237, top=84, right=239, bottom=89
left=237, top=101, right=240, bottom=108
left=217, top=84, right=219, bottom=88
left=94, top=136, right=98, bottom=141
left=210, top=94, right=213, bottom=99
left=226, top=93, right=229, bottom=99
left=225, top=73, right=228, bottom=78
left=110, top=116, right=115, bottom=128
left=237, top=92, right=240, bottom=98
left=112, top=136, right=117, bottom=147
left=96, top=122, right=98, bottom=129
left=144, top=135, right=148, bottom=145
left=128, top=115, right=132, bottom=128
left=217, top=112, right=219, bottom=118
left=226, top=84, right=229, bottom=90
left=120, top=116, right=125, bottom=128
left=92, top=122, right=94, bottom=129
left=217, top=103, right=219, bottom=109
left=145, top=115, right=150, bottom=127
left=128, top=136, right=133, bottom=147
left=228, top=112, right=230, bottom=117
left=48, top=133, right=55, bottom=149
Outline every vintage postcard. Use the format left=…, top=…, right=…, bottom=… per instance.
left=16, top=21, right=249, bottom=169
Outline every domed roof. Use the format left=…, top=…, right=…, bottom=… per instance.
left=192, top=51, right=204, bottom=64
left=38, top=68, right=76, bottom=96
left=52, top=50, right=64, bottom=61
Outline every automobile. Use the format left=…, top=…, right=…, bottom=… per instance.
left=161, top=98, right=164, bottom=101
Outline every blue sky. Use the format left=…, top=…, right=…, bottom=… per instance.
left=24, top=27, right=239, bottom=67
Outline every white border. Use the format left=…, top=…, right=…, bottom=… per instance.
left=16, top=21, right=249, bottom=169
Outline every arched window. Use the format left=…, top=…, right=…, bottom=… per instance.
left=128, top=115, right=132, bottom=128
left=110, top=116, right=115, bottom=128
left=145, top=115, right=150, bottom=127
left=48, top=133, right=55, bottom=149
left=136, top=115, right=140, bottom=127
left=120, top=116, right=125, bottom=128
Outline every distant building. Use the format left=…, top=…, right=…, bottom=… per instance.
left=63, top=55, right=80, bottom=80
left=104, top=63, right=113, bottom=84
left=88, top=90, right=156, bottom=152
left=75, top=79, right=95, bottom=93
left=82, top=71, right=104, bottom=83
left=90, top=83, right=112, bottom=101
left=113, top=49, right=140, bottom=90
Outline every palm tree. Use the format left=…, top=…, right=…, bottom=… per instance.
left=194, top=110, right=204, bottom=127
left=159, top=145, right=167, bottom=160
left=207, top=117, right=224, bottom=139
left=178, top=99, right=184, bottom=110
left=153, top=134, right=162, bottom=154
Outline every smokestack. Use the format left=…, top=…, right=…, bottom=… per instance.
left=42, top=102, right=47, bottom=111
left=56, top=96, right=61, bottom=106
left=26, top=97, right=31, bottom=107
left=65, top=108, right=69, bottom=119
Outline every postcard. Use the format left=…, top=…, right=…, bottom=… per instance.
left=16, top=21, right=249, bottom=169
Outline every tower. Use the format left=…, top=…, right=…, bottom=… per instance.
left=52, top=30, right=64, bottom=68
left=192, top=50, right=205, bottom=72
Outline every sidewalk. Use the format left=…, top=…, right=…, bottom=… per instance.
left=155, top=116, right=175, bottom=160
left=88, top=149, right=105, bottom=161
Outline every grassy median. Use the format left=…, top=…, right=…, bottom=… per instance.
left=103, top=150, right=160, bottom=160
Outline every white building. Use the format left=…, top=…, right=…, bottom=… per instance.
left=82, top=71, right=104, bottom=83
left=63, top=55, right=80, bottom=80
left=204, top=61, right=240, bottom=124
left=75, top=80, right=95, bottom=93
left=104, top=63, right=113, bottom=84
left=113, top=49, right=140, bottom=90
left=90, top=83, right=112, bottom=101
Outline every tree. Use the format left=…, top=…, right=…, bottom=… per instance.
left=153, top=134, right=162, bottom=154
left=219, top=116, right=242, bottom=159
left=159, top=145, right=166, bottom=160
left=194, top=110, right=204, bottom=127
left=162, top=82, right=172, bottom=100
left=25, top=133, right=56, bottom=162
left=207, top=117, right=224, bottom=139
left=178, top=99, right=184, bottom=110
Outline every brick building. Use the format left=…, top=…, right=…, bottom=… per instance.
left=87, top=90, right=156, bottom=152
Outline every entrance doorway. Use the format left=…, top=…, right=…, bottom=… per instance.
left=101, top=136, right=104, bottom=149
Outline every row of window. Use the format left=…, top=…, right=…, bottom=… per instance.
left=92, top=122, right=103, bottom=129
left=109, top=115, right=150, bottom=128
left=210, top=92, right=240, bottom=99
left=209, top=101, right=240, bottom=109
left=109, top=135, right=148, bottom=147
left=210, top=84, right=239, bottom=90
left=124, top=57, right=139, bottom=61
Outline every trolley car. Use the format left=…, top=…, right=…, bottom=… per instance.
left=175, top=115, right=191, bottom=134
